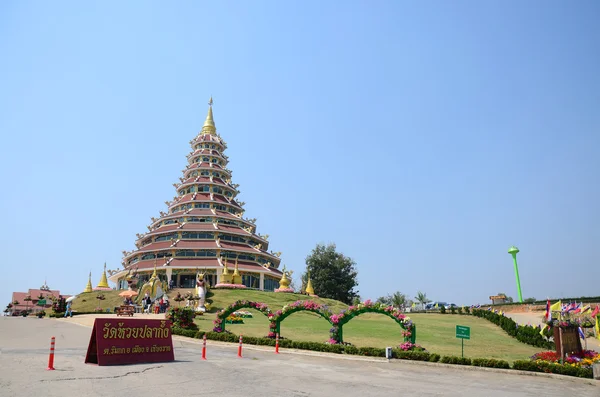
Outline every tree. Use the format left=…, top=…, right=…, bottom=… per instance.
left=303, top=243, right=359, bottom=304
left=414, top=291, right=431, bottom=309
left=498, top=292, right=514, bottom=303
left=390, top=292, right=407, bottom=309
left=523, top=297, right=536, bottom=304
left=376, top=295, right=392, bottom=305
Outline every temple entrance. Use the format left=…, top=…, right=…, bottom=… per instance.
left=178, top=274, right=195, bottom=288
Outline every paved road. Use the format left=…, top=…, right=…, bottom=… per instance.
left=0, top=317, right=597, bottom=397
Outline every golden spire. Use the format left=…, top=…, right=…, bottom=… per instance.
left=84, top=272, right=93, bottom=293
left=279, top=268, right=290, bottom=289
left=96, top=263, right=110, bottom=289
left=201, top=97, right=216, bottom=135
left=151, top=259, right=158, bottom=279
left=233, top=257, right=240, bottom=276
left=222, top=258, right=229, bottom=275
left=232, top=256, right=242, bottom=285
left=305, top=273, right=315, bottom=296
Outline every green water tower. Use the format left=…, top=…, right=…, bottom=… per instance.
left=508, top=246, right=523, bottom=303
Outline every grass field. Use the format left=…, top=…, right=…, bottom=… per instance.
left=71, top=289, right=541, bottom=362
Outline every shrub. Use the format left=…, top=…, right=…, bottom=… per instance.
left=393, top=350, right=431, bottom=361
left=440, top=356, right=472, bottom=365
left=463, top=307, right=470, bottom=314
left=428, top=353, right=441, bottom=362
left=457, top=307, right=463, bottom=315
left=472, top=358, right=510, bottom=369
left=470, top=309, right=553, bottom=349
left=439, top=306, right=446, bottom=314
left=450, top=307, right=456, bottom=315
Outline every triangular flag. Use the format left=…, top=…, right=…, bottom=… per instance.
left=549, top=300, right=562, bottom=312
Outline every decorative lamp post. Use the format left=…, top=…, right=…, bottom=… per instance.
left=508, top=246, right=523, bottom=303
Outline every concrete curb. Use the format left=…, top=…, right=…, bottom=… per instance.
left=173, top=335, right=599, bottom=385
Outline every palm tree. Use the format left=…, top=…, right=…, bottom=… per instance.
left=390, top=292, right=406, bottom=309
left=415, top=291, right=431, bottom=310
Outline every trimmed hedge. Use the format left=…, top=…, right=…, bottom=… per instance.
left=472, top=358, right=510, bottom=369
left=471, top=309, right=553, bottom=349
left=513, top=360, right=592, bottom=378
left=440, top=356, right=472, bottom=365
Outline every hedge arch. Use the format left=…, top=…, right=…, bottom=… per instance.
left=270, top=300, right=333, bottom=337
left=212, top=300, right=272, bottom=333
left=330, top=301, right=416, bottom=345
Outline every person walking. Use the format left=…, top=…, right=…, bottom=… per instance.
left=64, top=301, right=73, bottom=318
left=144, top=295, right=152, bottom=314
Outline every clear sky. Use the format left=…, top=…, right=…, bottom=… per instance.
left=1, top=1, right=599, bottom=307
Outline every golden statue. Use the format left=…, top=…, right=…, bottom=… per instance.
left=137, top=264, right=166, bottom=303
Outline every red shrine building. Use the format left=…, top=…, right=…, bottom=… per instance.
left=109, top=99, right=283, bottom=291
left=8, top=281, right=71, bottom=315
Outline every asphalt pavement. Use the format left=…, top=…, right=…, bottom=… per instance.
left=0, top=317, right=598, bottom=397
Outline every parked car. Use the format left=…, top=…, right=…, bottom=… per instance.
left=425, top=302, right=448, bottom=310
left=445, top=303, right=457, bottom=309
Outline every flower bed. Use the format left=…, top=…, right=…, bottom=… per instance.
left=225, top=314, right=244, bottom=324
left=233, top=311, right=253, bottom=318
left=167, top=307, right=197, bottom=330
left=213, top=284, right=247, bottom=289
left=213, top=300, right=272, bottom=333
left=531, top=349, right=600, bottom=367
left=274, top=287, right=295, bottom=293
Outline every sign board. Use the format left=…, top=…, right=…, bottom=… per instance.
left=553, top=327, right=582, bottom=358
left=456, top=325, right=470, bottom=340
left=37, top=299, right=47, bottom=306
left=85, top=318, right=175, bottom=366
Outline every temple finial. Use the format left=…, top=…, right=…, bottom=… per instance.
left=84, top=272, right=93, bottom=293
left=201, top=97, right=216, bottom=135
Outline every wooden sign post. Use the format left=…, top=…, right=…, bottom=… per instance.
left=553, top=326, right=582, bottom=361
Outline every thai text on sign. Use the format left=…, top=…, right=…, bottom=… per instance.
left=85, top=318, right=175, bottom=365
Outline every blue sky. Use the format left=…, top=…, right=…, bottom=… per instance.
left=1, top=1, right=599, bottom=307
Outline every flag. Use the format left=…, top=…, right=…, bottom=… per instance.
left=539, top=324, right=549, bottom=337
left=596, top=315, right=600, bottom=338
left=475, top=304, right=481, bottom=308
left=581, top=305, right=591, bottom=314
left=549, top=300, right=562, bottom=312
left=571, top=302, right=582, bottom=313
left=590, top=305, right=599, bottom=318
left=434, top=303, right=439, bottom=308
left=578, top=326, right=586, bottom=340
left=487, top=307, right=492, bottom=311
left=411, top=302, right=416, bottom=308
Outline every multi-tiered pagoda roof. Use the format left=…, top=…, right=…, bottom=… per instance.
left=110, top=99, right=282, bottom=291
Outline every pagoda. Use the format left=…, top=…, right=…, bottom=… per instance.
left=110, top=99, right=283, bottom=291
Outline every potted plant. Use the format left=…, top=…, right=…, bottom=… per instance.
left=37, top=310, right=46, bottom=319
